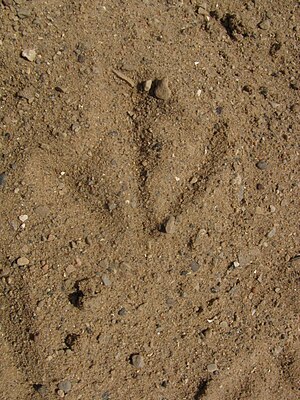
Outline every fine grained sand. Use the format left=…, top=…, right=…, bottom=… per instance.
left=0, top=1, right=299, bottom=399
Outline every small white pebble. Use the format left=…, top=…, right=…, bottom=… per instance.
left=269, top=205, right=276, bottom=213
left=19, top=214, right=28, bottom=222
left=21, top=49, right=37, bottom=62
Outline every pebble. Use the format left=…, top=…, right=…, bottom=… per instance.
left=199, top=327, right=211, bottom=340
left=0, top=172, right=6, bottom=186
left=18, top=87, right=35, bottom=103
left=118, top=307, right=127, bottom=316
left=144, top=80, right=152, bottom=92
left=131, top=353, right=144, bottom=369
left=207, top=363, right=218, bottom=373
left=197, top=5, right=209, bottom=16
left=2, top=1, right=12, bottom=7
left=258, top=18, right=271, bottom=30
left=190, top=261, right=200, bottom=272
left=108, top=202, right=117, bottom=212
left=267, top=227, right=276, bottom=238
left=21, top=49, right=36, bottom=62
left=11, top=220, right=19, bottom=231
left=17, top=257, right=29, bottom=266
left=269, top=205, right=276, bottom=213
left=290, top=255, right=300, bottom=264
left=238, top=252, right=251, bottom=268
left=165, top=215, right=176, bottom=234
left=154, top=78, right=171, bottom=100
left=166, top=297, right=176, bottom=307
left=57, top=380, right=72, bottom=394
left=35, top=205, right=50, bottom=218
left=102, top=392, right=110, bottom=400
left=190, top=176, right=198, bottom=184
left=256, top=160, right=268, bottom=170
left=102, top=275, right=111, bottom=286
left=0, top=266, right=10, bottom=278
left=66, top=265, right=76, bottom=275
left=220, top=321, right=229, bottom=329
left=272, top=346, right=283, bottom=356
left=19, top=214, right=28, bottom=222
left=17, top=8, right=31, bottom=19
left=33, top=384, right=47, bottom=397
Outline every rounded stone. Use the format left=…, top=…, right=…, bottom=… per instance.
left=256, top=160, right=268, bottom=170
left=58, top=380, right=72, bottom=394
left=131, top=353, right=144, bottom=369
left=154, top=78, right=171, bottom=100
left=17, top=257, right=29, bottom=266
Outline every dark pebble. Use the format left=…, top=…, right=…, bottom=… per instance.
left=77, top=54, right=85, bottom=63
left=102, top=392, right=110, bottom=400
left=0, top=172, right=6, bottom=186
left=256, top=160, right=268, bottom=170
left=256, top=183, right=264, bottom=190
left=33, top=384, right=47, bottom=397
left=215, top=106, right=223, bottom=115
left=118, top=307, right=127, bottom=316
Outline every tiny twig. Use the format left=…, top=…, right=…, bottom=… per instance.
left=112, top=69, right=135, bottom=88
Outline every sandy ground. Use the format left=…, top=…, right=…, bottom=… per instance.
left=0, top=1, right=299, bottom=399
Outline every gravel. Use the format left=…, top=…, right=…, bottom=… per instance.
left=267, top=227, right=276, bottom=238
left=102, top=275, right=111, bottom=286
left=33, top=384, right=48, bottom=397
left=165, top=215, right=176, bottom=234
left=118, top=307, right=127, bottom=316
left=190, top=261, right=200, bottom=272
left=154, top=78, right=171, bottom=100
left=0, top=172, right=6, bottom=187
left=256, top=160, right=268, bottom=170
left=21, top=49, right=36, bottom=62
left=57, top=380, right=72, bottom=394
left=19, top=214, right=28, bottom=222
left=143, top=79, right=152, bottom=91
left=207, top=363, right=218, bottom=372
left=17, top=257, right=29, bottom=266
left=0, top=266, right=10, bottom=278
left=130, top=353, right=144, bottom=369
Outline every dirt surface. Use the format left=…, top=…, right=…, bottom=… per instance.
left=0, top=1, right=299, bottom=399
